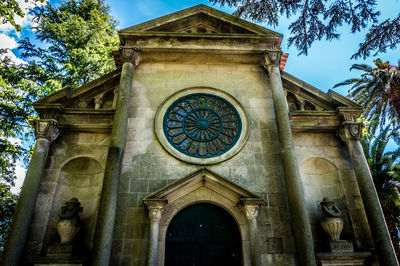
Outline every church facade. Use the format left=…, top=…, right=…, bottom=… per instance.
left=2, top=5, right=398, bottom=266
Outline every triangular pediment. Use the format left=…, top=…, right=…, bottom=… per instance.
left=143, top=168, right=263, bottom=204
left=281, top=71, right=361, bottom=112
left=119, top=4, right=281, bottom=36
left=34, top=69, right=121, bottom=115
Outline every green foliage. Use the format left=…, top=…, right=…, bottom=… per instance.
left=211, top=0, right=399, bottom=58
left=361, top=124, right=400, bottom=257
left=334, top=59, right=400, bottom=134
left=0, top=0, right=44, bottom=31
left=0, top=183, right=17, bottom=256
left=0, top=51, right=57, bottom=185
left=20, top=0, right=119, bottom=88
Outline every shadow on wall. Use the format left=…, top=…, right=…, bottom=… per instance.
left=299, top=157, right=354, bottom=250
left=44, top=157, right=103, bottom=254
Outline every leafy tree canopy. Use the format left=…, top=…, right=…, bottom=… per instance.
left=0, top=0, right=44, bottom=31
left=0, top=0, right=119, bottom=185
left=212, top=0, right=399, bottom=58
left=334, top=59, right=400, bottom=134
left=0, top=183, right=17, bottom=256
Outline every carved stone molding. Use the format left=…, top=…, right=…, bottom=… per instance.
left=144, top=199, right=167, bottom=221
left=337, top=122, right=363, bottom=142
left=120, top=46, right=141, bottom=66
left=31, top=119, right=61, bottom=142
left=240, top=198, right=264, bottom=221
left=337, top=107, right=363, bottom=122
left=263, top=49, right=282, bottom=68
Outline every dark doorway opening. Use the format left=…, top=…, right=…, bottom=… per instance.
left=165, top=203, right=242, bottom=266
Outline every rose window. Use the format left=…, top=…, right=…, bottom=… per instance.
left=163, top=93, right=242, bottom=158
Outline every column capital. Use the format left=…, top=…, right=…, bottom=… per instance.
left=240, top=198, right=264, bottom=221
left=263, top=48, right=282, bottom=68
left=31, top=119, right=61, bottom=142
left=144, top=199, right=167, bottom=221
left=337, top=121, right=363, bottom=142
left=120, top=46, right=141, bottom=66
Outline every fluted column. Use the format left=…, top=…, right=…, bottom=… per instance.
left=263, top=50, right=316, bottom=266
left=144, top=199, right=167, bottom=266
left=337, top=108, right=398, bottom=266
left=91, top=47, right=141, bottom=266
left=241, top=199, right=263, bottom=266
left=2, top=119, right=60, bottom=266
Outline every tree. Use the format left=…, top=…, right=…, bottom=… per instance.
left=0, top=184, right=17, bottom=257
left=0, top=0, right=44, bottom=31
left=333, top=59, right=400, bottom=134
left=361, top=124, right=400, bottom=259
left=20, top=0, right=119, bottom=88
left=211, top=0, right=399, bottom=58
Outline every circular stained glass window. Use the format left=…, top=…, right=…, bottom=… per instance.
left=163, top=93, right=242, bottom=158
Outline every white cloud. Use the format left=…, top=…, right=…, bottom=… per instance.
left=0, top=33, right=27, bottom=65
left=11, top=161, right=26, bottom=194
left=0, top=0, right=48, bottom=33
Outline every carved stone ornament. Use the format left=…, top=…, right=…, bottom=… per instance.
left=319, top=198, right=344, bottom=242
left=243, top=205, right=259, bottom=220
left=120, top=46, right=141, bottom=66
left=57, top=198, right=83, bottom=243
left=144, top=199, right=167, bottom=221
left=263, top=49, right=282, bottom=67
left=32, top=119, right=61, bottom=142
left=337, top=122, right=363, bottom=142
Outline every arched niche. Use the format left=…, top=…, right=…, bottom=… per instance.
left=47, top=157, right=103, bottom=252
left=299, top=157, right=354, bottom=246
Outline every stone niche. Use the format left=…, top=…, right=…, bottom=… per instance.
left=299, top=157, right=354, bottom=248
left=44, top=157, right=103, bottom=254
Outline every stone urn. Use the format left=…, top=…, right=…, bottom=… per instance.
left=56, top=198, right=83, bottom=243
left=319, top=197, right=343, bottom=242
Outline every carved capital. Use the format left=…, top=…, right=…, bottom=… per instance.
left=337, top=122, right=363, bottom=142
left=240, top=198, right=264, bottom=221
left=120, top=46, right=141, bottom=66
left=31, top=119, right=61, bottom=142
left=263, top=48, right=282, bottom=68
left=143, top=199, right=167, bottom=221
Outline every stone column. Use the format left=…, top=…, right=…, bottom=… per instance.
left=144, top=199, right=167, bottom=266
left=263, top=50, right=317, bottom=266
left=91, top=47, right=140, bottom=266
left=337, top=109, right=398, bottom=266
left=241, top=199, right=263, bottom=266
left=2, top=119, right=60, bottom=266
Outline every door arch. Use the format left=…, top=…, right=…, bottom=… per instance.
left=165, top=203, right=242, bottom=266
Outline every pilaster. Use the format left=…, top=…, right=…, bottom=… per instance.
left=2, top=119, right=60, bottom=266
left=263, top=49, right=317, bottom=266
left=337, top=108, right=398, bottom=266
left=241, top=199, right=263, bottom=266
left=91, top=47, right=141, bottom=266
left=144, top=199, right=167, bottom=266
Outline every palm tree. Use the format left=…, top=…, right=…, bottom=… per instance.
left=361, top=124, right=400, bottom=259
left=334, top=59, right=400, bottom=134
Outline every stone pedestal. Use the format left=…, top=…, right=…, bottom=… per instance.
left=316, top=252, right=371, bottom=266
left=328, top=241, right=354, bottom=253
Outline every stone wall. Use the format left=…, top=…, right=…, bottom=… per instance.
left=111, top=61, right=296, bottom=265
left=294, top=132, right=374, bottom=250
left=25, top=132, right=109, bottom=257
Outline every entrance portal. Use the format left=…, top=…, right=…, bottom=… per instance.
left=165, top=203, right=242, bottom=266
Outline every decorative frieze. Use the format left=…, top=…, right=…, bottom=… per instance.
left=120, top=46, right=141, bottom=66
left=31, top=119, right=61, bottom=142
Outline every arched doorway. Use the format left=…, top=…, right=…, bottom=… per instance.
left=165, top=203, right=242, bottom=266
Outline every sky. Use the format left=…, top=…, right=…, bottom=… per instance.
left=0, top=0, right=399, bottom=193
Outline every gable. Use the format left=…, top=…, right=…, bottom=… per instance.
left=120, top=4, right=281, bottom=36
